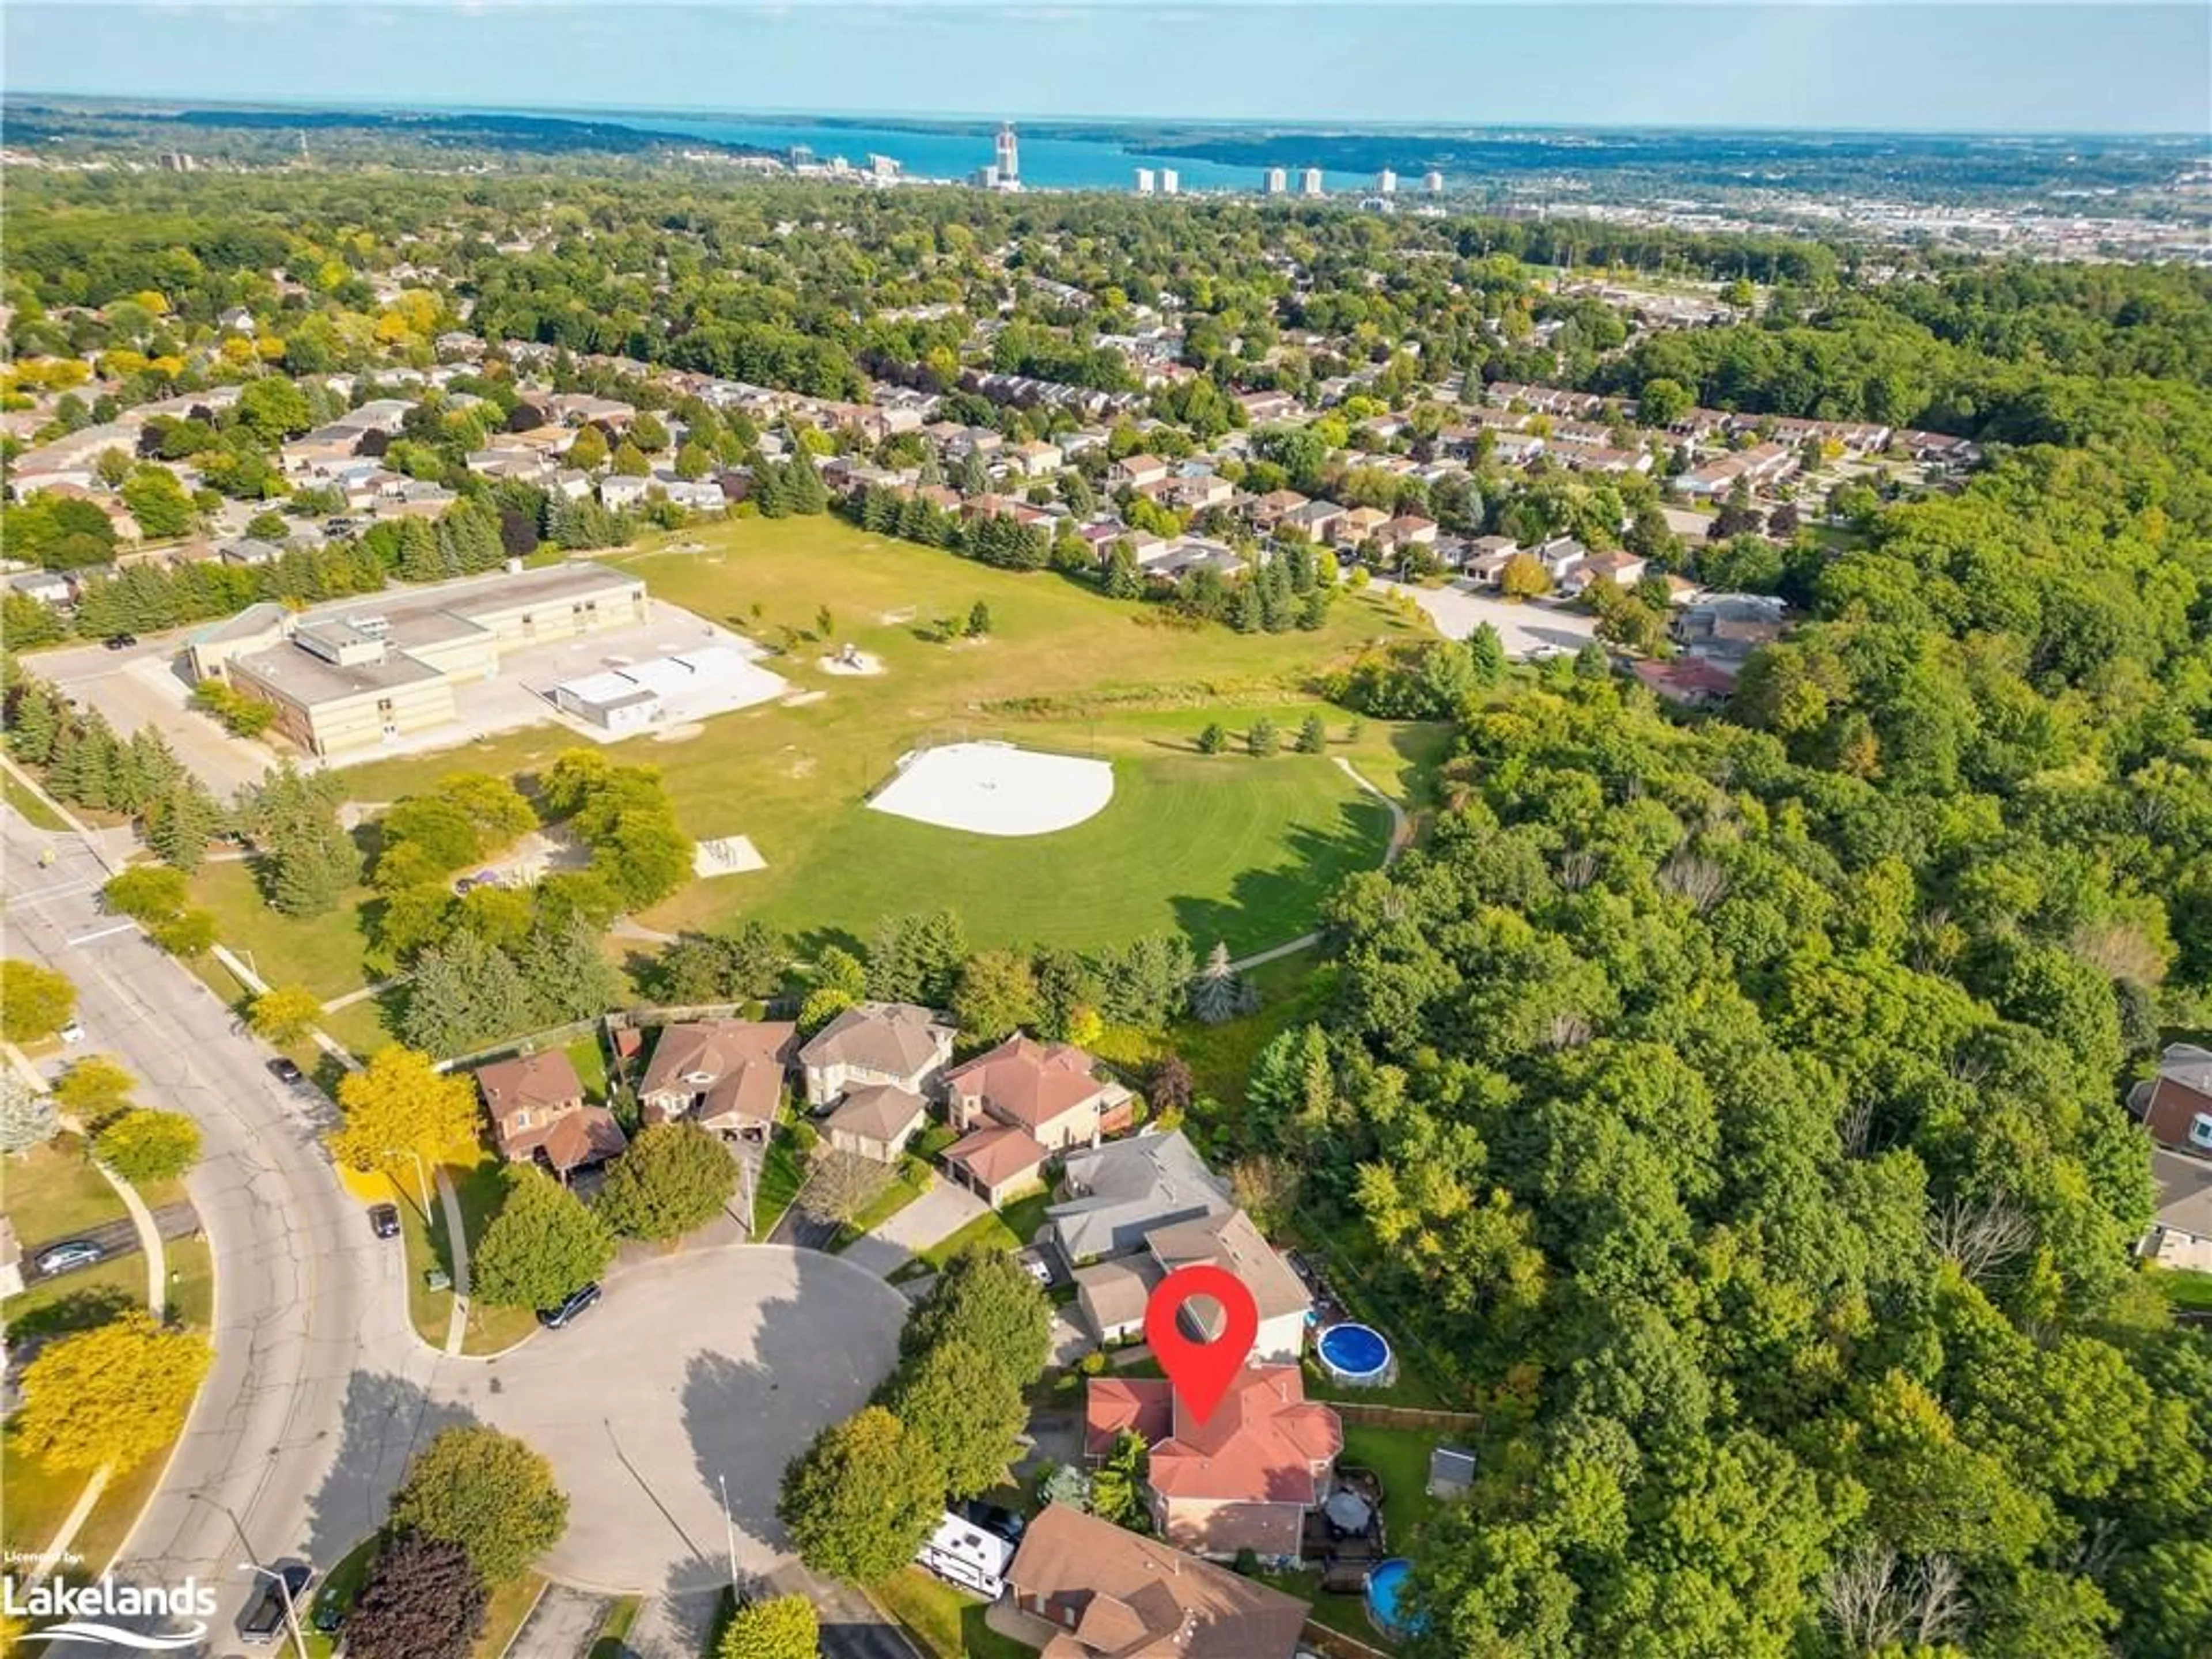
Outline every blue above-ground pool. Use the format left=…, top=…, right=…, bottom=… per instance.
left=1367, top=1558, right=1416, bottom=1636
left=1316, top=1321, right=1395, bottom=1385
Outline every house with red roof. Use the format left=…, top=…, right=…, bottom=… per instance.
left=940, top=1035, right=1132, bottom=1208
left=1086, top=1365, right=1343, bottom=1563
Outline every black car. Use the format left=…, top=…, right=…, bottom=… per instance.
left=537, top=1282, right=601, bottom=1330
left=310, top=1593, right=347, bottom=1636
left=368, top=1203, right=402, bottom=1240
left=103, top=632, right=137, bottom=651
left=237, top=1561, right=313, bottom=1646
left=35, top=1240, right=104, bottom=1276
left=956, top=1499, right=1027, bottom=1544
left=267, top=1056, right=305, bottom=1086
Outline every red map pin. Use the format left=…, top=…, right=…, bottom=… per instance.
left=1144, top=1262, right=1259, bottom=1427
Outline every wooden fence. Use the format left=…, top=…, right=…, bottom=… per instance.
left=1331, top=1400, right=1483, bottom=1434
left=1300, top=1619, right=1395, bottom=1659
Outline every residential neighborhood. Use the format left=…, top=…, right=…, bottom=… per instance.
left=3, top=27, right=2207, bottom=1659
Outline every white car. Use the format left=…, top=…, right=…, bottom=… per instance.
left=58, top=1019, right=85, bottom=1046
left=1021, top=1257, right=1053, bottom=1288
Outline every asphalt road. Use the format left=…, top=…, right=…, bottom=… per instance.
left=434, top=1244, right=905, bottom=1593
left=1, top=810, right=435, bottom=1655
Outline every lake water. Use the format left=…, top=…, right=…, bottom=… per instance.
left=574, top=109, right=1377, bottom=194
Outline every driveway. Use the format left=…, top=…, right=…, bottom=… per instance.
left=1373, top=578, right=1599, bottom=660
left=506, top=1584, right=609, bottom=1659
left=431, top=1245, right=907, bottom=1594
left=841, top=1177, right=988, bottom=1278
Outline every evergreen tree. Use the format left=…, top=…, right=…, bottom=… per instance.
left=243, top=764, right=357, bottom=917
left=397, top=929, right=533, bottom=1058
left=788, top=452, right=829, bottom=514
left=514, top=912, right=622, bottom=1027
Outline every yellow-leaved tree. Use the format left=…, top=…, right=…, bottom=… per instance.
left=328, top=1045, right=478, bottom=1186
left=16, top=1312, right=212, bottom=1473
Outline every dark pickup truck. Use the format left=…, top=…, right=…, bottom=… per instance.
left=237, top=1561, right=314, bottom=1646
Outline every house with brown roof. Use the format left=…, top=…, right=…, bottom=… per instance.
left=1005, top=1504, right=1309, bottom=1659
left=823, top=1082, right=930, bottom=1164
left=798, top=1002, right=955, bottom=1107
left=939, top=1035, right=1131, bottom=1209
left=2130, top=1044, right=2212, bottom=1160
left=638, top=1020, right=797, bottom=1141
left=476, top=1050, right=628, bottom=1177
left=1086, top=1365, right=1343, bottom=1563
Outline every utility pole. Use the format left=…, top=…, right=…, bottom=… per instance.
left=717, top=1472, right=741, bottom=1588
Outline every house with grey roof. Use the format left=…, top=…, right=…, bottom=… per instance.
left=1047, top=1130, right=1232, bottom=1268
left=2142, top=1149, right=2212, bottom=1274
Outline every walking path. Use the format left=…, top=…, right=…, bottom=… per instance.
left=437, top=1165, right=473, bottom=1356
left=92, top=1158, right=171, bottom=1316
left=1226, top=758, right=1414, bottom=973
left=322, top=975, right=405, bottom=1013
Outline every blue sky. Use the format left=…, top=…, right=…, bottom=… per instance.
left=4, top=3, right=2207, bottom=134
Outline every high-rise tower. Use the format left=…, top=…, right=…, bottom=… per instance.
left=995, top=122, right=1020, bottom=184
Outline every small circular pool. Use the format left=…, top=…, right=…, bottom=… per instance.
left=1316, top=1321, right=1395, bottom=1385
left=1366, top=1558, right=1415, bottom=1636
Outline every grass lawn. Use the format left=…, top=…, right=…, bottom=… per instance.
left=392, top=1173, right=456, bottom=1349
left=475, top=1572, right=546, bottom=1659
left=2, top=1135, right=132, bottom=1250
left=1261, top=1565, right=1379, bottom=1646
left=587, top=1596, right=639, bottom=1659
left=869, top=1567, right=1033, bottom=1659
left=442, top=1160, right=541, bottom=1355
left=188, top=859, right=378, bottom=1004
left=1176, top=950, right=1338, bottom=1122
left=831, top=1157, right=933, bottom=1249
left=303, top=1533, right=382, bottom=1658
left=332, top=519, right=1433, bottom=961
left=914, top=1186, right=1054, bottom=1271
left=1342, top=1423, right=1444, bottom=1549
left=0, top=1230, right=222, bottom=1573
left=751, top=1124, right=807, bottom=1241
left=3, top=771, right=69, bottom=830
left=565, top=1032, right=611, bottom=1101
left=2150, top=1265, right=2212, bottom=1313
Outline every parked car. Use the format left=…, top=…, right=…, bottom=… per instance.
left=267, top=1056, right=305, bottom=1086
left=536, top=1282, right=601, bottom=1330
left=453, top=869, right=502, bottom=895
left=1020, top=1255, right=1054, bottom=1288
left=956, top=1499, right=1027, bottom=1544
left=103, top=632, right=137, bottom=651
left=58, top=1018, right=85, bottom=1045
left=237, top=1562, right=314, bottom=1646
left=368, top=1203, right=402, bottom=1240
left=35, top=1240, right=105, bottom=1276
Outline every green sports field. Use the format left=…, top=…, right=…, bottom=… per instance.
left=285, top=516, right=1441, bottom=990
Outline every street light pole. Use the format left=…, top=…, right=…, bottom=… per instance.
left=190, top=1492, right=310, bottom=1659
left=239, top=1562, right=311, bottom=1659
left=717, top=1472, right=741, bottom=1589
left=382, top=1145, right=432, bottom=1214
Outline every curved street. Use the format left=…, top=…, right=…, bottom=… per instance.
left=2, top=807, right=435, bottom=1652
